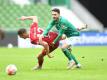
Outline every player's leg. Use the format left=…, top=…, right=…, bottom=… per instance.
left=33, top=43, right=58, bottom=70
left=33, top=49, right=46, bottom=70
left=67, top=46, right=81, bottom=68
left=60, top=38, right=80, bottom=69
left=62, top=44, right=80, bottom=69
left=61, top=44, right=76, bottom=69
left=67, top=37, right=81, bottom=68
left=60, top=40, right=75, bottom=61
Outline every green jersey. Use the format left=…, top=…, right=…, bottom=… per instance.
left=43, top=16, right=80, bottom=44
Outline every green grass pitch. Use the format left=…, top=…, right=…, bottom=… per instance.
left=0, top=46, right=107, bottom=80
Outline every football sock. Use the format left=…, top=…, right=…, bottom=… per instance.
left=70, top=52, right=79, bottom=65
left=62, top=48, right=79, bottom=64
left=62, top=48, right=73, bottom=61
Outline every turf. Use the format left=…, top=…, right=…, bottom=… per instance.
left=0, top=46, right=107, bottom=80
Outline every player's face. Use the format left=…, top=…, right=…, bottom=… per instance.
left=19, top=33, right=28, bottom=39
left=52, top=11, right=60, bottom=20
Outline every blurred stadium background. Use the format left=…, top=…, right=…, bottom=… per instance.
left=0, top=0, right=107, bottom=47
left=0, top=0, right=107, bottom=80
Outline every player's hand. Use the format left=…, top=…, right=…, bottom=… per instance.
left=77, top=24, right=88, bottom=31
left=20, top=16, right=26, bottom=20
left=16, top=16, right=26, bottom=21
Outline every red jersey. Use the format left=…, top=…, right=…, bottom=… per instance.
left=30, top=22, right=59, bottom=46
left=30, top=22, right=43, bottom=44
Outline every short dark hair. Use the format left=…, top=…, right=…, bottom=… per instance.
left=52, top=8, right=60, bottom=14
left=18, top=28, right=26, bottom=35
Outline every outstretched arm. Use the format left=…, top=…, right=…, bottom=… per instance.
left=43, top=21, right=54, bottom=37
left=53, top=28, right=65, bottom=44
left=77, top=24, right=88, bottom=31
left=17, top=16, right=38, bottom=23
left=39, top=21, right=54, bottom=45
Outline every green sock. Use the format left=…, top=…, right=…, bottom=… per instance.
left=62, top=48, right=79, bottom=64
left=62, top=48, right=73, bottom=61
left=70, top=52, right=79, bottom=65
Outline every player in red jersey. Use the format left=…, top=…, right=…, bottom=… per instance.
left=17, top=16, right=64, bottom=69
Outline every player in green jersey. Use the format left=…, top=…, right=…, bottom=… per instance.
left=40, top=8, right=87, bottom=69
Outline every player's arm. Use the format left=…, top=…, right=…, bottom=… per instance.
left=77, top=24, right=88, bottom=31
left=53, top=28, right=65, bottom=44
left=17, top=16, right=38, bottom=23
left=39, top=21, right=54, bottom=43
left=43, top=21, right=54, bottom=37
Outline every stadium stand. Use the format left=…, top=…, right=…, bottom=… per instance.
left=0, top=1, right=51, bottom=31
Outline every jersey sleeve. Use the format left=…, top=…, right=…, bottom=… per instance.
left=43, top=20, right=54, bottom=36
left=53, top=28, right=65, bottom=44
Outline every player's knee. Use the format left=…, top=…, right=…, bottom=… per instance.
left=61, top=45, right=70, bottom=50
left=61, top=45, right=71, bottom=51
left=61, top=47, right=66, bottom=51
left=61, top=34, right=66, bottom=40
